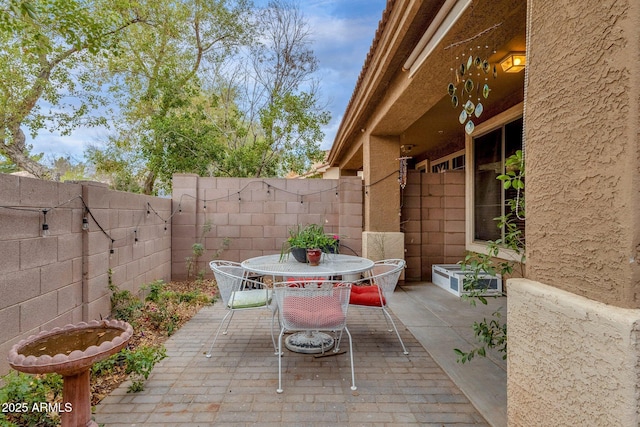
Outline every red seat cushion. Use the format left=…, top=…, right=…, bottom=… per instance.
left=349, top=285, right=385, bottom=307
left=282, top=296, right=345, bottom=328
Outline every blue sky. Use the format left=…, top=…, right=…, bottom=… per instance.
left=29, top=0, right=387, bottom=162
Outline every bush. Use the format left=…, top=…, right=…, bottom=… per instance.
left=0, top=371, right=63, bottom=427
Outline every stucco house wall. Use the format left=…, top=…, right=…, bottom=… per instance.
left=508, top=0, right=640, bottom=425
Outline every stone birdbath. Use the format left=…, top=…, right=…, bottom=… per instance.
left=7, top=319, right=133, bottom=427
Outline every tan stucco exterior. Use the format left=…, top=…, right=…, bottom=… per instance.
left=508, top=279, right=640, bottom=426
left=526, top=0, right=640, bottom=309
left=329, top=0, right=640, bottom=424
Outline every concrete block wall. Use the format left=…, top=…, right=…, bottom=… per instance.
left=171, top=174, right=364, bottom=279
left=402, top=170, right=466, bottom=281
left=0, top=174, right=171, bottom=376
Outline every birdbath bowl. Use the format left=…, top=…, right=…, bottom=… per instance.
left=7, top=319, right=133, bottom=427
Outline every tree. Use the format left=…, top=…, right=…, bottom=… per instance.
left=97, top=0, right=253, bottom=194
left=91, top=0, right=328, bottom=192
left=0, top=0, right=142, bottom=179
left=238, top=0, right=328, bottom=177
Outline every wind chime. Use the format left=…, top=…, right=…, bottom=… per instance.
left=398, top=156, right=410, bottom=189
left=448, top=49, right=495, bottom=135
left=445, top=24, right=501, bottom=135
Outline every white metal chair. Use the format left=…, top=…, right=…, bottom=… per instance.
left=273, top=279, right=356, bottom=393
left=349, top=259, right=409, bottom=355
left=206, top=260, right=277, bottom=358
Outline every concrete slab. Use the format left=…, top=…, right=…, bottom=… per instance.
left=390, top=283, right=507, bottom=427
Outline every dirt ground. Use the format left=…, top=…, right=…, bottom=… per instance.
left=90, top=279, right=217, bottom=405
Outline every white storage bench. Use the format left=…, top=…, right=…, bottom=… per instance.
left=431, top=264, right=502, bottom=297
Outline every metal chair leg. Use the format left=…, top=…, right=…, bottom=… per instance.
left=205, top=311, right=232, bottom=358
left=382, top=307, right=409, bottom=355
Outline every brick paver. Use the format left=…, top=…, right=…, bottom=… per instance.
left=94, top=301, right=488, bottom=426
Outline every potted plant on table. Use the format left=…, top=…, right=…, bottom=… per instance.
left=280, top=224, right=340, bottom=265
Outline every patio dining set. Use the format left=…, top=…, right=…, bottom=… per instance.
left=206, top=254, right=407, bottom=394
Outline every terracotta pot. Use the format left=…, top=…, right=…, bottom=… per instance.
left=306, top=248, right=322, bottom=266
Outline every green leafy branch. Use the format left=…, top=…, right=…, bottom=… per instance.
left=455, top=150, right=524, bottom=363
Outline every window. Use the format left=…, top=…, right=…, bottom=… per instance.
left=465, top=104, right=523, bottom=257
left=430, top=149, right=465, bottom=173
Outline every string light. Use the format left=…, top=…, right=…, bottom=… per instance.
left=41, top=210, right=50, bottom=237
left=82, top=207, right=89, bottom=231
left=2, top=179, right=363, bottom=257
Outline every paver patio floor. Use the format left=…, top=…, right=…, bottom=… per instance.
left=94, top=283, right=504, bottom=426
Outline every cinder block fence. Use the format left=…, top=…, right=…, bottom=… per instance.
left=0, top=174, right=172, bottom=376
left=0, top=173, right=363, bottom=375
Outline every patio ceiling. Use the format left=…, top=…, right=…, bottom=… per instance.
left=329, top=0, right=527, bottom=170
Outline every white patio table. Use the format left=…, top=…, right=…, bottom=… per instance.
left=241, top=253, right=374, bottom=353
left=241, top=253, right=374, bottom=279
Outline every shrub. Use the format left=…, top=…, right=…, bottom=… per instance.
left=0, top=371, right=63, bottom=427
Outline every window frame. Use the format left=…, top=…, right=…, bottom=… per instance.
left=430, top=149, right=465, bottom=173
left=465, top=102, right=524, bottom=260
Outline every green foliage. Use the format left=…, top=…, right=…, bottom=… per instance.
left=84, top=143, right=146, bottom=193
left=94, top=0, right=253, bottom=193
left=91, top=345, right=167, bottom=393
left=258, top=91, right=328, bottom=176
left=455, top=151, right=524, bottom=363
left=2, top=0, right=330, bottom=190
left=281, top=224, right=339, bottom=260
left=108, top=283, right=144, bottom=325
left=0, top=0, right=138, bottom=178
left=143, top=280, right=166, bottom=304
left=0, top=371, right=63, bottom=427
left=122, top=346, right=167, bottom=392
left=141, top=280, right=212, bottom=334
left=185, top=221, right=217, bottom=280
left=454, top=310, right=507, bottom=363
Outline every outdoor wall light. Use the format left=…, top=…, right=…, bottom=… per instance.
left=401, top=144, right=415, bottom=153
left=499, top=52, right=526, bottom=73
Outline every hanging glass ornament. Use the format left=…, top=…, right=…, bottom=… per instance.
left=465, top=120, right=475, bottom=134
left=464, top=100, right=475, bottom=115
left=474, top=102, right=483, bottom=117
left=447, top=83, right=456, bottom=96
left=466, top=55, right=473, bottom=71
left=464, top=78, right=474, bottom=93
left=460, top=63, right=466, bottom=77
left=482, top=60, right=490, bottom=74
left=459, top=109, right=468, bottom=124
left=474, top=56, right=482, bottom=69
left=451, top=95, right=459, bottom=108
left=483, top=84, right=491, bottom=99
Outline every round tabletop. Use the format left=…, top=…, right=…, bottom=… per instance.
left=241, top=253, right=374, bottom=277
